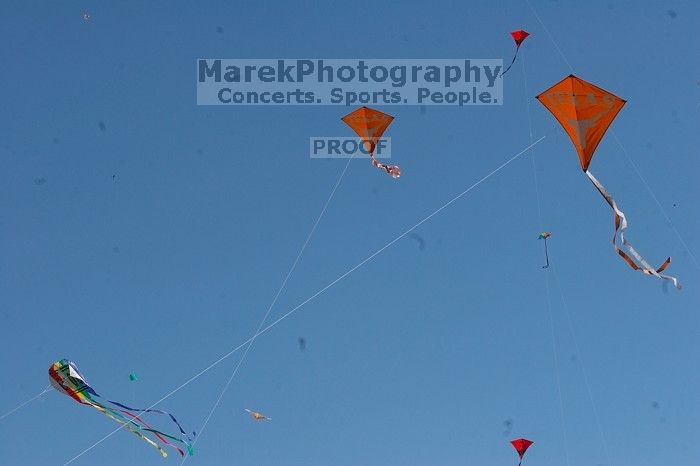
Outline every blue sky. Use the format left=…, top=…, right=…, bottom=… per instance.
left=1, top=1, right=698, bottom=465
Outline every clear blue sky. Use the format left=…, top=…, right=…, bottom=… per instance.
left=1, top=1, right=698, bottom=465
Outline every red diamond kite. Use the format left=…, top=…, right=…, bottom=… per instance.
left=510, top=438, right=533, bottom=466
left=537, top=75, right=679, bottom=288
left=501, top=29, right=530, bottom=76
left=341, top=106, right=400, bottom=178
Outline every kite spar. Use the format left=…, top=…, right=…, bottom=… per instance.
left=536, top=75, right=679, bottom=288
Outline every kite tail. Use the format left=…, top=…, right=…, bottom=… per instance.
left=585, top=170, right=680, bottom=289
left=85, top=400, right=168, bottom=458
left=101, top=398, right=195, bottom=442
left=119, top=410, right=191, bottom=457
left=371, top=156, right=400, bottom=178
left=542, top=238, right=550, bottom=269
left=501, top=46, right=520, bottom=77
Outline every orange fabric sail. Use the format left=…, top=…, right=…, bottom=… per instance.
left=341, top=106, right=400, bottom=178
left=341, top=106, right=394, bottom=153
left=536, top=75, right=625, bottom=171
left=536, top=75, right=679, bottom=288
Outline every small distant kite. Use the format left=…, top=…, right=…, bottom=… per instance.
left=342, top=106, right=400, bottom=178
left=537, top=75, right=679, bottom=288
left=510, top=438, right=533, bottom=466
left=245, top=408, right=270, bottom=421
left=538, top=231, right=551, bottom=268
left=129, top=373, right=138, bottom=382
left=501, top=30, right=529, bottom=76
left=81, top=12, right=91, bottom=22
left=49, top=359, right=193, bottom=458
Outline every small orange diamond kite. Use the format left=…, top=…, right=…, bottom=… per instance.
left=342, top=106, right=400, bottom=178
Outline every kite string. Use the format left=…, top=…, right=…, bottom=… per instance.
left=521, top=51, right=570, bottom=466
left=611, top=131, right=700, bottom=273
left=549, top=262, right=613, bottom=466
left=182, top=155, right=356, bottom=463
left=521, top=5, right=615, bottom=464
left=62, top=135, right=546, bottom=466
left=0, top=385, right=52, bottom=421
left=523, top=0, right=574, bottom=73
left=544, top=273, right=571, bottom=466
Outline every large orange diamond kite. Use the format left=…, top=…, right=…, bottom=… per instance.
left=536, top=74, right=626, bottom=171
left=535, top=75, right=679, bottom=289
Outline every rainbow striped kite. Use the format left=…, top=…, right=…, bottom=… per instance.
left=49, top=359, right=194, bottom=458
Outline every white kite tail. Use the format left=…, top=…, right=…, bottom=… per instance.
left=371, top=156, right=400, bottom=179
left=585, top=170, right=680, bottom=289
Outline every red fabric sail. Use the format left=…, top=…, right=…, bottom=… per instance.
left=511, top=438, right=533, bottom=459
left=511, top=30, right=529, bottom=47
